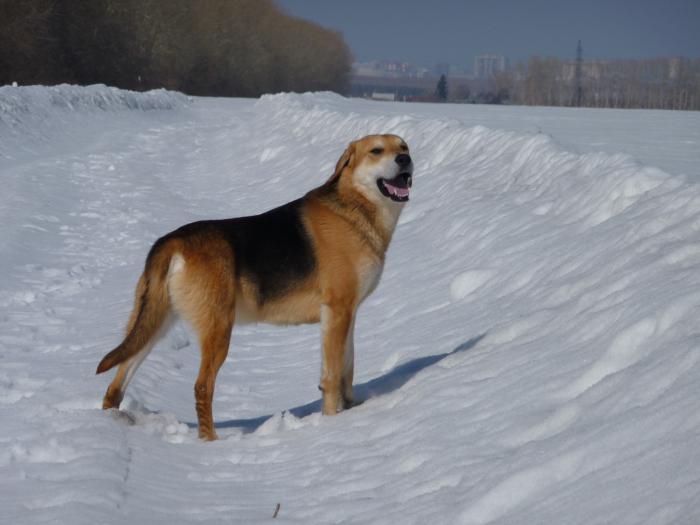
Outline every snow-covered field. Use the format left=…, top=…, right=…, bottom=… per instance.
left=2, top=84, right=700, bottom=524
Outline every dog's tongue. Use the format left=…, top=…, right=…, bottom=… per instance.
left=384, top=181, right=410, bottom=198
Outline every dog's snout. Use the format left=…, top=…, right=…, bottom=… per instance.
left=395, top=154, right=412, bottom=168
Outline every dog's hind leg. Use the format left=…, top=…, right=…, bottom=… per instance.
left=169, top=247, right=236, bottom=441
left=193, top=312, right=234, bottom=441
left=102, top=345, right=152, bottom=409
left=102, top=314, right=174, bottom=409
left=98, top=240, right=177, bottom=403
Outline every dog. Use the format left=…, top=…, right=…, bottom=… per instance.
left=96, top=134, right=413, bottom=440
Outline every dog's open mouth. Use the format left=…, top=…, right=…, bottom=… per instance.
left=377, top=173, right=412, bottom=202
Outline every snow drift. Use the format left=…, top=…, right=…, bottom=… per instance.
left=1, top=86, right=699, bottom=524
left=0, top=84, right=190, bottom=161
left=0, top=83, right=189, bottom=124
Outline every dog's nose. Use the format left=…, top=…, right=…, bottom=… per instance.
left=395, top=154, right=412, bottom=168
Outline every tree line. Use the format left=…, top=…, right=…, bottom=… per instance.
left=0, top=0, right=353, bottom=97
left=471, top=56, right=700, bottom=110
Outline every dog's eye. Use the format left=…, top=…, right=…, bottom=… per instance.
left=370, top=148, right=384, bottom=155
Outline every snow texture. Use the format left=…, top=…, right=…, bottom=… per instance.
left=1, top=85, right=700, bottom=524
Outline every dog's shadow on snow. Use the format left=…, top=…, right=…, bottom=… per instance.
left=208, top=333, right=485, bottom=434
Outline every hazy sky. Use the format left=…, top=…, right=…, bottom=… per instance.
left=276, top=0, right=700, bottom=69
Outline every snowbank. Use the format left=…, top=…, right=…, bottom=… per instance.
left=0, top=83, right=189, bottom=125
left=0, top=84, right=191, bottom=160
left=257, top=92, right=679, bottom=227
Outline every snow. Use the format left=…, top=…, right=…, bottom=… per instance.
left=2, top=84, right=700, bottom=524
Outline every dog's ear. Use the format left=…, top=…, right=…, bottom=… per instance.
left=326, top=141, right=356, bottom=185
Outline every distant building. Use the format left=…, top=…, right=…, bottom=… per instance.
left=378, top=61, right=414, bottom=75
left=371, top=92, right=396, bottom=101
left=352, top=61, right=427, bottom=79
left=474, top=55, right=506, bottom=79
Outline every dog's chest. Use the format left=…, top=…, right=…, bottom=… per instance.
left=356, top=256, right=384, bottom=302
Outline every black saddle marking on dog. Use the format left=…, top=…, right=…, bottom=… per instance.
left=151, top=199, right=316, bottom=306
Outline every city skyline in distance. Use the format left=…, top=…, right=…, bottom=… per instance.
left=277, top=0, right=700, bottom=69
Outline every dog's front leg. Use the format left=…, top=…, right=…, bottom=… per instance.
left=320, top=303, right=354, bottom=415
left=341, top=315, right=356, bottom=409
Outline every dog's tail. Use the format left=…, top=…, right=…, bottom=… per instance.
left=96, top=239, right=176, bottom=374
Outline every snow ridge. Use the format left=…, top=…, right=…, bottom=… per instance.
left=258, top=91, right=678, bottom=227
left=0, top=84, right=191, bottom=161
left=0, top=84, right=189, bottom=125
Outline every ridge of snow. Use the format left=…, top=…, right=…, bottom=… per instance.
left=0, top=84, right=191, bottom=162
left=257, top=91, right=680, bottom=227
left=0, top=83, right=190, bottom=124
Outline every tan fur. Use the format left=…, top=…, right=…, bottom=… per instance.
left=97, top=135, right=411, bottom=440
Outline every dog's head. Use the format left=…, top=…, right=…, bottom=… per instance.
left=329, top=134, right=413, bottom=206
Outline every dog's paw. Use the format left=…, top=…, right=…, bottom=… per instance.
left=105, top=408, right=136, bottom=425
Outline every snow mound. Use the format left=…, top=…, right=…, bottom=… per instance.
left=0, top=83, right=189, bottom=125
left=257, top=90, right=348, bottom=111
left=257, top=92, right=678, bottom=227
left=0, top=84, right=191, bottom=160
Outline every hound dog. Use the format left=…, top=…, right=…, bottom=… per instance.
left=97, top=134, right=413, bottom=440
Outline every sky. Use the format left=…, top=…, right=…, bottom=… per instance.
left=276, top=0, right=700, bottom=69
